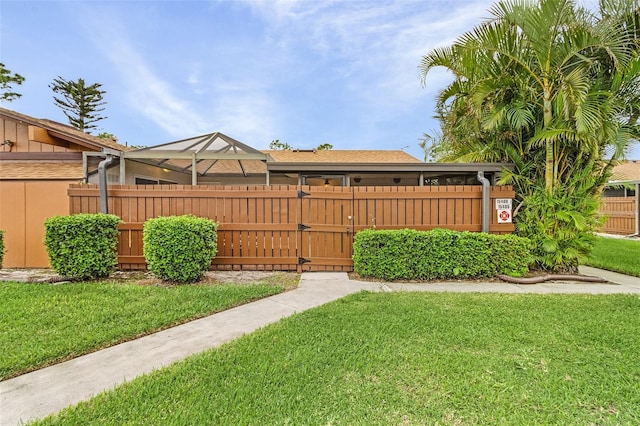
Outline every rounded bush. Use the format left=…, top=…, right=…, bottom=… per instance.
left=44, top=214, right=120, bottom=280
left=143, top=215, right=218, bottom=283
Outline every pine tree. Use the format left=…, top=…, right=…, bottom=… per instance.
left=0, top=63, right=25, bottom=102
left=50, top=76, right=106, bottom=133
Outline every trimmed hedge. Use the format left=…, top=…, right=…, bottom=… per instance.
left=143, top=215, right=218, bottom=283
left=0, top=230, right=5, bottom=269
left=353, top=228, right=531, bottom=281
left=44, top=214, right=121, bottom=280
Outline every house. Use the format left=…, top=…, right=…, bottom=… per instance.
left=1, top=108, right=512, bottom=268
left=605, top=160, right=640, bottom=197
left=102, top=132, right=507, bottom=187
left=600, top=160, right=640, bottom=236
left=0, top=107, right=129, bottom=267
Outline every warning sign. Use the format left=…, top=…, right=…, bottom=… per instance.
left=495, top=198, right=513, bottom=223
left=498, top=209, right=511, bottom=223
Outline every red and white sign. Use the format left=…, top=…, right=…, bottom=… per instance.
left=496, top=198, right=512, bottom=223
left=497, top=209, right=511, bottom=223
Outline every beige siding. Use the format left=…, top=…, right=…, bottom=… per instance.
left=0, top=181, right=71, bottom=268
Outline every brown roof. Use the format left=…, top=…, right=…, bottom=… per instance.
left=611, top=160, right=640, bottom=181
left=159, top=149, right=423, bottom=176
left=264, top=149, right=422, bottom=163
left=0, top=161, right=85, bottom=180
left=0, top=107, right=130, bottom=152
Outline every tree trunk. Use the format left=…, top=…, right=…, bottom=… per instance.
left=543, top=87, right=554, bottom=192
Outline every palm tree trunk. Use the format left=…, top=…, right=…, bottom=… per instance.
left=544, top=87, right=554, bottom=191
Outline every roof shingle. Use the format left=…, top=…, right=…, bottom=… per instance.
left=611, top=161, right=640, bottom=181
left=264, top=149, right=422, bottom=163
left=0, top=162, right=85, bottom=180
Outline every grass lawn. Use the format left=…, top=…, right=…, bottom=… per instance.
left=0, top=273, right=298, bottom=380
left=582, top=236, right=640, bottom=277
left=34, top=292, right=640, bottom=425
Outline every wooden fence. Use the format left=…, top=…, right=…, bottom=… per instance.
left=599, top=196, right=638, bottom=235
left=69, top=184, right=515, bottom=272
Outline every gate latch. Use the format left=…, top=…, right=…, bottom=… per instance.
left=298, top=257, right=311, bottom=265
left=298, top=223, right=311, bottom=231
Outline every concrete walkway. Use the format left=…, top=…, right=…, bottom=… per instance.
left=2, top=268, right=639, bottom=425
left=382, top=266, right=640, bottom=294
left=0, top=273, right=381, bottom=426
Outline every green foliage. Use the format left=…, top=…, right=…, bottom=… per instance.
left=49, top=76, right=107, bottom=133
left=0, top=63, right=25, bottom=102
left=0, top=230, right=5, bottom=268
left=44, top=214, right=120, bottom=280
left=353, top=228, right=531, bottom=280
left=269, top=139, right=334, bottom=150
left=420, top=0, right=639, bottom=271
left=515, top=163, right=606, bottom=273
left=516, top=189, right=602, bottom=273
left=96, top=132, right=116, bottom=140
left=143, top=215, right=218, bottom=283
left=269, top=139, right=292, bottom=150
left=418, top=130, right=445, bottom=162
left=316, top=143, right=333, bottom=150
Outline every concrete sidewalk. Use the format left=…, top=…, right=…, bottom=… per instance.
left=2, top=268, right=639, bottom=425
left=380, top=266, right=640, bottom=294
left=0, top=273, right=382, bottom=426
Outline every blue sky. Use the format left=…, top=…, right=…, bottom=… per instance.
left=2, top=0, right=637, bottom=160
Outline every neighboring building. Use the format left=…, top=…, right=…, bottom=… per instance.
left=604, top=160, right=640, bottom=197
left=600, top=160, right=640, bottom=236
left=0, top=107, right=129, bottom=267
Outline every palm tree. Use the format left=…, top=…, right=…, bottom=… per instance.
left=420, top=0, right=639, bottom=272
left=421, top=0, right=636, bottom=191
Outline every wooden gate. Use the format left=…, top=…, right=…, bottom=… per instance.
left=68, top=184, right=515, bottom=272
left=298, top=187, right=354, bottom=271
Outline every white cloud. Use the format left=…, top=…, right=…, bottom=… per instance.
left=242, top=0, right=495, bottom=113
left=86, top=27, right=210, bottom=137
left=110, top=44, right=211, bottom=137
left=186, top=62, right=206, bottom=95
left=75, top=3, right=288, bottom=144
left=67, top=0, right=501, bottom=149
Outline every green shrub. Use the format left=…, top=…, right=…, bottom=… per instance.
left=44, top=214, right=120, bottom=280
left=143, top=215, right=218, bottom=283
left=516, top=184, right=602, bottom=273
left=353, top=228, right=531, bottom=281
left=488, top=234, right=532, bottom=277
left=0, top=230, right=5, bottom=269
